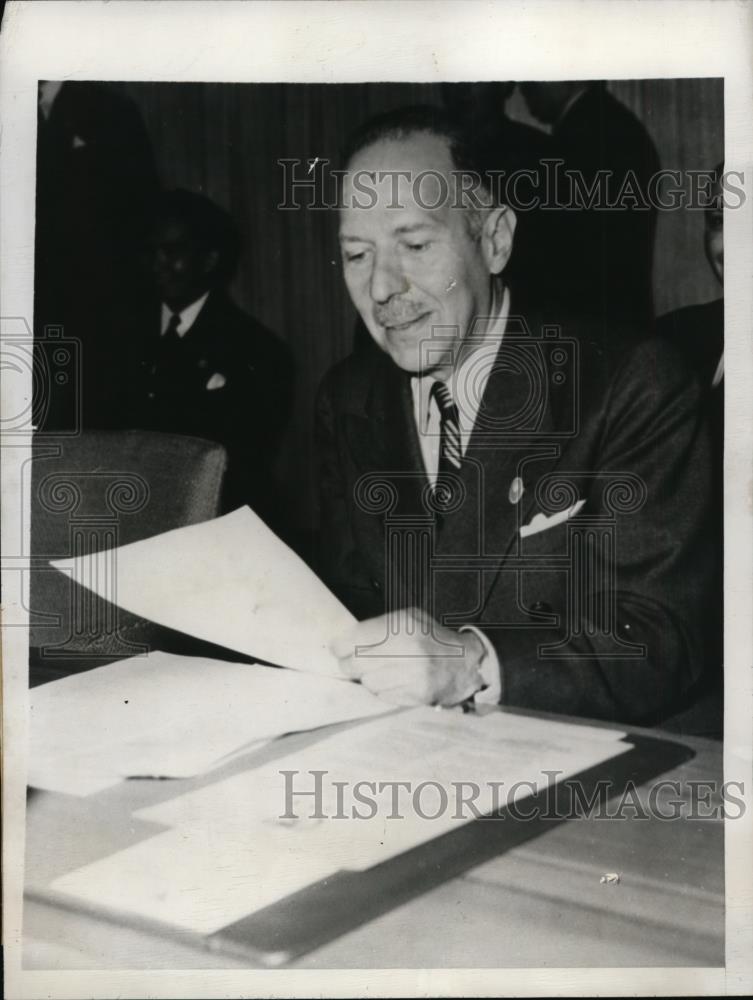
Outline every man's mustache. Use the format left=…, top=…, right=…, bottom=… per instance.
left=373, top=300, right=427, bottom=327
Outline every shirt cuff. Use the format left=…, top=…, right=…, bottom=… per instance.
left=459, top=626, right=503, bottom=705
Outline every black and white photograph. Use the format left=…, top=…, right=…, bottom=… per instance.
left=1, top=1, right=752, bottom=997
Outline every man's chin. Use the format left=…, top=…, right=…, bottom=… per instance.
left=364, top=322, right=443, bottom=375
left=383, top=341, right=425, bottom=374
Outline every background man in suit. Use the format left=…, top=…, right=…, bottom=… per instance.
left=656, top=164, right=724, bottom=718
left=657, top=164, right=724, bottom=396
left=520, top=81, right=660, bottom=333
left=124, top=189, right=295, bottom=521
left=440, top=83, right=551, bottom=303
left=35, top=80, right=159, bottom=430
left=319, top=106, right=712, bottom=725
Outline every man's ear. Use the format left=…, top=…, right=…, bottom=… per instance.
left=481, top=205, right=517, bottom=275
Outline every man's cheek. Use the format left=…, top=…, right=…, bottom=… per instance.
left=344, top=270, right=366, bottom=301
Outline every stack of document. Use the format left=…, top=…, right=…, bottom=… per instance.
left=34, top=507, right=390, bottom=795
left=29, top=652, right=391, bottom=796
left=45, top=707, right=629, bottom=936
left=51, top=506, right=355, bottom=676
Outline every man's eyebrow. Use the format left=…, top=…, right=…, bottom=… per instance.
left=339, top=222, right=440, bottom=243
left=393, top=222, right=439, bottom=235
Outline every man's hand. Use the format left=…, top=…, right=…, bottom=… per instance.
left=330, top=606, right=487, bottom=707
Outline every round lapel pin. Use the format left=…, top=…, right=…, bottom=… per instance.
left=509, top=477, right=524, bottom=504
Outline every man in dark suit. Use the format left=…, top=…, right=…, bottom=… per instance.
left=656, top=165, right=724, bottom=719
left=440, top=83, right=551, bottom=302
left=35, top=80, right=160, bottom=430
left=318, top=106, right=712, bottom=725
left=657, top=163, right=724, bottom=398
left=520, top=81, right=660, bottom=332
left=124, top=190, right=295, bottom=520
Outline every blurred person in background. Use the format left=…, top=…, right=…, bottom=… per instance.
left=440, top=82, right=551, bottom=301
left=34, top=80, right=160, bottom=430
left=521, top=81, right=660, bottom=335
left=655, top=163, right=724, bottom=727
left=122, top=189, right=295, bottom=523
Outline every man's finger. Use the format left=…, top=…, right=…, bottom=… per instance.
left=358, top=673, right=428, bottom=707
left=336, top=653, right=363, bottom=679
left=330, top=613, right=400, bottom=660
left=330, top=627, right=360, bottom=661
left=355, top=661, right=432, bottom=704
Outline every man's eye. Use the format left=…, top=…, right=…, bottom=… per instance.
left=344, top=250, right=368, bottom=263
left=406, top=242, right=430, bottom=253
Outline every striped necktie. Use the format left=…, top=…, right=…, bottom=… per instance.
left=430, top=380, right=463, bottom=506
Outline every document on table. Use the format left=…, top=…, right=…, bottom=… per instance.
left=49, top=708, right=630, bottom=935
left=28, top=651, right=390, bottom=796
left=50, top=506, right=355, bottom=676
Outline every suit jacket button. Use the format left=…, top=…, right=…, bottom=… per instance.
left=531, top=601, right=552, bottom=614
left=371, top=577, right=382, bottom=593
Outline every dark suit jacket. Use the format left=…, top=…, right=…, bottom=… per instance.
left=657, top=297, right=723, bottom=683
left=544, top=84, right=661, bottom=331
left=35, top=81, right=159, bottom=430
left=123, top=289, right=294, bottom=518
left=316, top=301, right=714, bottom=725
left=656, top=298, right=723, bottom=387
left=656, top=297, right=723, bottom=485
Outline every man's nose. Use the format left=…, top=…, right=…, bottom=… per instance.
left=369, top=252, right=408, bottom=303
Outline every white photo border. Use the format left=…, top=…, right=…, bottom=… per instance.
left=2, top=1, right=751, bottom=997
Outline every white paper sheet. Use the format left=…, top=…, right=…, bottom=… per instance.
left=50, top=506, right=355, bottom=676
left=28, top=651, right=389, bottom=796
left=49, top=708, right=629, bottom=934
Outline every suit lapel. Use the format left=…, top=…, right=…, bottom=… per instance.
left=179, top=290, right=220, bottom=356
left=346, top=352, right=428, bottom=507
left=432, top=297, right=570, bottom=622
left=344, top=298, right=579, bottom=623
left=342, top=352, right=430, bottom=610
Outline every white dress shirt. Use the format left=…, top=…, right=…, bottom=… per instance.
left=38, top=81, right=63, bottom=120
left=411, top=285, right=510, bottom=486
left=409, top=284, right=510, bottom=705
left=711, top=352, right=724, bottom=390
left=160, top=291, right=210, bottom=338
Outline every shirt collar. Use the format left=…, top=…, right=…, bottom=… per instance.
left=38, top=81, right=63, bottom=119
left=413, top=283, right=510, bottom=433
left=711, top=351, right=724, bottom=389
left=160, top=291, right=210, bottom=337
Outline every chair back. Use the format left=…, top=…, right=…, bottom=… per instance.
left=29, top=430, right=227, bottom=660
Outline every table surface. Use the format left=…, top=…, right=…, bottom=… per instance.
left=24, top=705, right=725, bottom=970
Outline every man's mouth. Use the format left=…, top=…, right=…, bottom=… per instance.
left=381, top=312, right=430, bottom=333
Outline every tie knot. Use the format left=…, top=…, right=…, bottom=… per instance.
left=431, top=380, right=457, bottom=420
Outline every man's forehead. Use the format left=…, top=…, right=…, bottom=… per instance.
left=348, top=130, right=452, bottom=166
left=340, top=133, right=459, bottom=230
left=344, top=134, right=454, bottom=189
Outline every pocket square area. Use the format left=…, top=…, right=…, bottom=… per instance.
left=205, top=372, right=227, bottom=391
left=520, top=499, right=586, bottom=538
